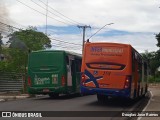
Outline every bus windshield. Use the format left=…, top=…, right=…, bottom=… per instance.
left=28, top=51, right=64, bottom=68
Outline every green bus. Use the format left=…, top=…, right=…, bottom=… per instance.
left=27, top=50, right=82, bottom=97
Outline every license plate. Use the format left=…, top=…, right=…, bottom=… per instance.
left=43, top=89, right=50, bottom=92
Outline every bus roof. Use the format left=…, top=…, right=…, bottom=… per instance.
left=86, top=42, right=131, bottom=46
left=30, top=50, right=82, bottom=58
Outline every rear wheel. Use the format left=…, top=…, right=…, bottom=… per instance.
left=97, top=94, right=108, bottom=102
left=142, top=85, right=148, bottom=98
left=49, top=93, right=59, bottom=98
left=145, top=84, right=148, bottom=93
left=137, top=85, right=140, bottom=97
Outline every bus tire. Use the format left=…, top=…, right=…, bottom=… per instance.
left=145, top=85, right=148, bottom=93
left=141, top=88, right=143, bottom=96
left=49, top=93, right=59, bottom=98
left=97, top=94, right=108, bottom=102
left=137, top=85, right=140, bottom=97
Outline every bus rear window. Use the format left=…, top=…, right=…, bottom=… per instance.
left=86, top=62, right=125, bottom=70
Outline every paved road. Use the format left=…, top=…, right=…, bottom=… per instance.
left=140, top=87, right=160, bottom=120
left=0, top=93, right=150, bottom=120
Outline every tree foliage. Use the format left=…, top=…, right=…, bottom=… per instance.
left=0, top=27, right=51, bottom=73
left=142, top=50, right=160, bottom=75
left=7, top=27, right=51, bottom=51
left=142, top=51, right=160, bottom=75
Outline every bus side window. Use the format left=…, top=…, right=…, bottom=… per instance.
left=132, top=51, right=135, bottom=72
left=66, top=56, right=69, bottom=65
left=78, top=60, right=82, bottom=72
left=135, top=52, right=138, bottom=60
left=75, top=59, right=81, bottom=72
left=66, top=56, right=70, bottom=73
left=71, top=60, right=75, bottom=76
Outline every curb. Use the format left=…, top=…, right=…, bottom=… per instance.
left=0, top=95, right=29, bottom=101
left=137, top=90, right=152, bottom=120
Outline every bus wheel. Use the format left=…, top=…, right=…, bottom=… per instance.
left=145, top=85, right=148, bottom=93
left=137, top=85, right=140, bottom=97
left=97, top=94, right=108, bottom=102
left=49, top=93, right=59, bottom=98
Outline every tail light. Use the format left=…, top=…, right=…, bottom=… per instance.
left=81, top=73, right=85, bottom=82
left=81, top=73, right=86, bottom=86
left=124, top=76, right=131, bottom=89
left=28, top=76, right=31, bottom=86
left=61, top=75, right=65, bottom=86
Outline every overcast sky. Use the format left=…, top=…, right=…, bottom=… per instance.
left=1, top=0, right=160, bottom=53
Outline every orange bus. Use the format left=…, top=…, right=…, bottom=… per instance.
left=81, top=42, right=148, bottom=101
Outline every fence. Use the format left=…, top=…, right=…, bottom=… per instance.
left=0, top=72, right=24, bottom=92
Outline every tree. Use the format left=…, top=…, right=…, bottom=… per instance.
left=155, top=33, right=160, bottom=73
left=7, top=27, right=51, bottom=51
left=3, top=27, right=52, bottom=72
left=142, top=50, right=160, bottom=76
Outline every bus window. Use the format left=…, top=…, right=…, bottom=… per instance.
left=71, top=60, right=76, bottom=76
left=75, top=59, right=81, bottom=72
left=66, top=56, right=69, bottom=65
left=132, top=51, right=135, bottom=72
left=86, top=62, right=125, bottom=70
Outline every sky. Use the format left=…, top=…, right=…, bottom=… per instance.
left=1, top=0, right=160, bottom=54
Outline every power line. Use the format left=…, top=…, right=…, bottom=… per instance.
left=53, top=42, right=82, bottom=49
left=0, top=28, right=10, bottom=33
left=47, top=29, right=56, bottom=34
left=0, top=17, right=27, bottom=29
left=0, top=25, right=12, bottom=34
left=51, top=44, right=82, bottom=50
left=0, top=24, right=9, bottom=29
left=0, top=25, right=15, bottom=33
left=0, top=21, right=21, bottom=30
left=30, top=0, right=77, bottom=26
left=38, top=0, right=83, bottom=25
left=52, top=41, right=82, bottom=48
left=0, top=20, right=82, bottom=51
left=0, top=25, right=8, bottom=29
left=16, top=0, right=71, bottom=25
left=0, top=22, right=21, bottom=34
left=52, top=43, right=81, bottom=49
left=0, top=21, right=81, bottom=47
left=50, top=37, right=82, bottom=46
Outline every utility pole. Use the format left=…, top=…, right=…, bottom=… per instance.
left=77, top=25, right=91, bottom=54
left=45, top=0, right=48, bottom=35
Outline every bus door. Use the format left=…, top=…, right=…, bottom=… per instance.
left=71, top=59, right=76, bottom=91
left=67, top=55, right=74, bottom=87
left=75, top=59, right=81, bottom=92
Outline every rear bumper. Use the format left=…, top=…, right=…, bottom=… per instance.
left=27, top=86, right=66, bottom=94
left=81, top=86, right=131, bottom=98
